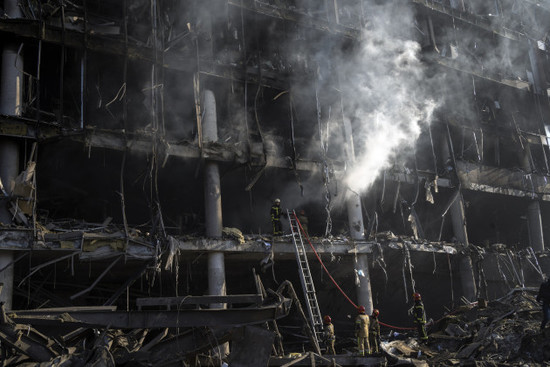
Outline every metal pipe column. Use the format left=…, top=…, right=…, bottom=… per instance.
left=440, top=129, right=469, bottom=246
left=354, top=247, right=373, bottom=315
left=342, top=115, right=373, bottom=314
left=449, top=196, right=480, bottom=301
left=518, top=146, right=545, bottom=252
left=0, top=0, right=23, bottom=310
left=347, top=192, right=373, bottom=314
left=449, top=193, right=469, bottom=246
left=525, top=42, right=547, bottom=252
left=441, top=130, right=477, bottom=300
left=0, top=138, right=18, bottom=310
left=202, top=90, right=226, bottom=308
left=458, top=256, right=477, bottom=301
left=527, top=201, right=544, bottom=252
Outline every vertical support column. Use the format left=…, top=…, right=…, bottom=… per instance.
left=459, top=256, right=477, bottom=301
left=449, top=196, right=479, bottom=301
left=525, top=41, right=547, bottom=252
left=449, top=193, right=469, bottom=246
left=0, top=138, right=16, bottom=306
left=0, top=0, right=23, bottom=310
left=346, top=193, right=364, bottom=241
left=1, top=0, right=23, bottom=117
left=0, top=46, right=23, bottom=117
left=518, top=145, right=545, bottom=252
left=441, top=128, right=477, bottom=300
left=342, top=113, right=373, bottom=314
left=527, top=201, right=545, bottom=252
left=202, top=90, right=226, bottom=308
left=348, top=191, right=372, bottom=314
left=527, top=40, right=547, bottom=96
left=332, top=0, right=339, bottom=24
left=440, top=130, right=470, bottom=246
left=354, top=251, right=373, bottom=315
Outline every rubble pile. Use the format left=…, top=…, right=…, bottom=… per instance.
left=385, top=289, right=550, bottom=366
left=0, top=289, right=292, bottom=367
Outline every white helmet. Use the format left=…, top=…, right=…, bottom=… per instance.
left=274, top=198, right=281, bottom=203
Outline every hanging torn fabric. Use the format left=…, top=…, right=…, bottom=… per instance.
left=424, top=179, right=434, bottom=204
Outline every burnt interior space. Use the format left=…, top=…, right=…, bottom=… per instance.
left=463, top=191, right=530, bottom=247
left=15, top=0, right=549, bottom=277
left=3, top=1, right=547, bottom=260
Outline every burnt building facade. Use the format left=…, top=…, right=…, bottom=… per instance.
left=0, top=0, right=550, bottom=362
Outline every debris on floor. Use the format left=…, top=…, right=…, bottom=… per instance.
left=0, top=291, right=292, bottom=366
left=382, top=288, right=550, bottom=366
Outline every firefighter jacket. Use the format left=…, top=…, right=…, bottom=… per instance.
left=413, top=300, right=426, bottom=325
left=369, top=316, right=380, bottom=336
left=355, top=314, right=370, bottom=338
left=271, top=205, right=283, bottom=221
left=537, top=280, right=550, bottom=304
left=323, top=323, right=335, bottom=341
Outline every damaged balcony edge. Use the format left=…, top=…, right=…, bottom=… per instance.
left=456, top=160, right=550, bottom=200
left=7, top=300, right=293, bottom=328
left=227, top=0, right=360, bottom=39
left=72, top=127, right=344, bottom=171
left=0, top=230, right=475, bottom=260
left=413, top=0, right=525, bottom=42
left=433, top=57, right=532, bottom=92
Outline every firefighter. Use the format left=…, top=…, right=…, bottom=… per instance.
left=270, top=198, right=284, bottom=235
left=323, top=315, right=336, bottom=355
left=536, top=277, right=550, bottom=331
left=412, top=292, right=428, bottom=344
left=354, top=305, right=370, bottom=356
left=369, top=309, right=381, bottom=355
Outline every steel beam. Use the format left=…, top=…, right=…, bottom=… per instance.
left=136, top=294, right=263, bottom=309
left=412, top=0, right=523, bottom=41
left=9, top=299, right=292, bottom=329
left=227, top=0, right=360, bottom=39
left=0, top=324, right=58, bottom=362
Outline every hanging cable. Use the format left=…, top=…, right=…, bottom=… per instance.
left=294, top=213, right=415, bottom=330
left=294, top=212, right=355, bottom=307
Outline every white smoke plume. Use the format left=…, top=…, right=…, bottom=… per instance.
left=341, top=1, right=438, bottom=194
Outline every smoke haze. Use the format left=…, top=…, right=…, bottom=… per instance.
left=340, top=1, right=438, bottom=194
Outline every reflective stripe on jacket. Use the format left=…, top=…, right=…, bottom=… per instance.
left=324, top=323, right=335, bottom=341
left=355, top=314, right=370, bottom=337
left=271, top=205, right=282, bottom=221
left=413, top=301, right=426, bottom=324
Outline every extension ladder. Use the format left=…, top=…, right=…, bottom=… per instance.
left=287, top=209, right=324, bottom=346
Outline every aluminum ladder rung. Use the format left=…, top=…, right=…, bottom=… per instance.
left=287, top=209, right=325, bottom=346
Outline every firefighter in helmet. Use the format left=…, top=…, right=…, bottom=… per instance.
left=270, top=198, right=284, bottom=235
left=369, top=309, right=381, bottom=354
left=412, top=292, right=428, bottom=343
left=354, top=305, right=370, bottom=356
left=323, top=315, right=336, bottom=355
